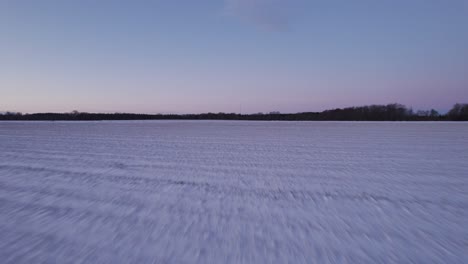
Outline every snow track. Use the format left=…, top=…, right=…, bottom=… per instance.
left=1, top=121, right=467, bottom=263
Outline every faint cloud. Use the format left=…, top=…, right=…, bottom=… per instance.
left=224, top=0, right=299, bottom=31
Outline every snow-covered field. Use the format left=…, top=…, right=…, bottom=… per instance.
left=0, top=121, right=467, bottom=263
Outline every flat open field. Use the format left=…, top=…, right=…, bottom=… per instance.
left=1, top=121, right=467, bottom=263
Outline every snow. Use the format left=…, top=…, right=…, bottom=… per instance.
left=0, top=121, right=467, bottom=263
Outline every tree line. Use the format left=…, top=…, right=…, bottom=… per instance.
left=1, top=103, right=467, bottom=121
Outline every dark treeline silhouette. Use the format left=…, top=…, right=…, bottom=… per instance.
left=1, top=103, right=467, bottom=121
left=447, top=103, right=468, bottom=121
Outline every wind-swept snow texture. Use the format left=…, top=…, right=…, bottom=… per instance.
left=0, top=121, right=467, bottom=263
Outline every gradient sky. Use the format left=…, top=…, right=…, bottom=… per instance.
left=1, top=0, right=468, bottom=114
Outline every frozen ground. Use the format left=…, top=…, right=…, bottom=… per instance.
left=0, top=121, right=467, bottom=263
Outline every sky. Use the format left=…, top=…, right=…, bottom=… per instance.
left=1, top=0, right=467, bottom=114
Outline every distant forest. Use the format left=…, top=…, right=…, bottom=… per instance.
left=1, top=103, right=467, bottom=121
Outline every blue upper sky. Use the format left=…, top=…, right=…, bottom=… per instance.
left=1, top=0, right=467, bottom=113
